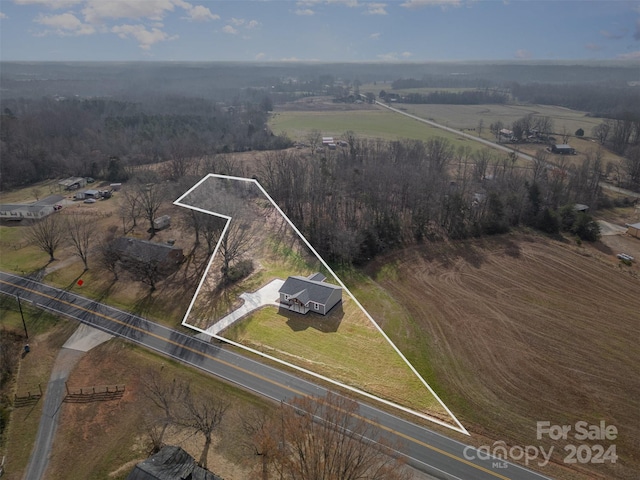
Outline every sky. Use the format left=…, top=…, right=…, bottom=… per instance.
left=1, top=0, right=639, bottom=62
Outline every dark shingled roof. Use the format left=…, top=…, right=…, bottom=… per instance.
left=126, top=446, right=223, bottom=480
left=113, top=237, right=183, bottom=264
left=279, top=273, right=341, bottom=306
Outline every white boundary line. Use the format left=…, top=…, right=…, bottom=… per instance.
left=174, top=173, right=469, bottom=436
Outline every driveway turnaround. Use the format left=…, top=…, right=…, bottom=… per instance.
left=197, top=278, right=284, bottom=336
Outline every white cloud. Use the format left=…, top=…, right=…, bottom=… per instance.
left=82, top=0, right=176, bottom=24
left=366, top=3, right=387, bottom=15
left=514, top=49, right=532, bottom=59
left=370, top=32, right=380, bottom=39
left=183, top=4, right=219, bottom=22
left=247, top=19, right=259, bottom=29
left=255, top=52, right=266, bottom=60
left=377, top=51, right=412, bottom=61
left=617, top=50, right=640, bottom=59
left=34, top=11, right=96, bottom=35
left=111, top=23, right=177, bottom=50
left=377, top=52, right=402, bottom=61
left=14, top=0, right=83, bottom=8
left=222, top=24, right=238, bottom=34
left=229, top=17, right=245, bottom=26
left=401, top=0, right=461, bottom=9
left=0, top=12, right=7, bottom=19
left=280, top=56, right=300, bottom=62
left=295, top=8, right=315, bottom=15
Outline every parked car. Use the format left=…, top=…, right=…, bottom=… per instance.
left=84, top=198, right=97, bottom=204
left=616, top=253, right=634, bottom=262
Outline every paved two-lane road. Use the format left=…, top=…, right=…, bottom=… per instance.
left=0, top=271, right=552, bottom=480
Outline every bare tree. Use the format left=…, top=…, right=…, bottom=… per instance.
left=66, top=212, right=94, bottom=270
left=592, top=121, right=611, bottom=146
left=141, top=369, right=186, bottom=453
left=307, top=129, right=322, bottom=154
left=27, top=214, right=64, bottom=262
left=136, top=182, right=166, bottom=235
left=120, top=188, right=142, bottom=233
left=267, top=392, right=410, bottom=480
left=97, top=237, right=120, bottom=280
left=218, top=216, right=254, bottom=281
left=622, top=145, right=640, bottom=190
left=240, top=409, right=279, bottom=480
left=531, top=148, right=548, bottom=184
left=178, top=387, right=230, bottom=469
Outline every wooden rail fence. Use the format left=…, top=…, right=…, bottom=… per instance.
left=63, top=383, right=126, bottom=403
left=13, top=385, right=43, bottom=407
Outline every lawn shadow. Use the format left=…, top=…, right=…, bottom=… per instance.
left=593, top=241, right=614, bottom=256
left=283, top=302, right=344, bottom=333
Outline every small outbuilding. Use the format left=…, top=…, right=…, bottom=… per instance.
left=626, top=222, right=640, bottom=238
left=279, top=273, right=342, bottom=315
left=551, top=144, right=576, bottom=155
left=58, top=177, right=87, bottom=190
left=153, top=215, right=171, bottom=231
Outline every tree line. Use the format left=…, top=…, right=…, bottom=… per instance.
left=381, top=89, right=508, bottom=105
left=257, top=135, right=604, bottom=266
left=0, top=93, right=289, bottom=190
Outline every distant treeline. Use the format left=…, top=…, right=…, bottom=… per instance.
left=382, top=89, right=508, bottom=105
left=0, top=93, right=288, bottom=189
left=509, top=82, right=640, bottom=117
left=390, top=78, right=639, bottom=116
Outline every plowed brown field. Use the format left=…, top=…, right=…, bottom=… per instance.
left=366, top=233, right=640, bottom=479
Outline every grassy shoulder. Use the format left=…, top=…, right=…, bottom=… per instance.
left=1, top=299, right=73, bottom=480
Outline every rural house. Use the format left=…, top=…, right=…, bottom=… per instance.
left=113, top=237, right=184, bottom=274
left=0, top=195, right=63, bottom=221
left=126, top=445, right=222, bottom=480
left=279, top=273, right=342, bottom=315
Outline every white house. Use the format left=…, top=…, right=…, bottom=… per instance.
left=278, top=273, right=342, bottom=315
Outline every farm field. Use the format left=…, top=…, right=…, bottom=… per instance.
left=363, top=232, right=640, bottom=479
left=269, top=106, right=484, bottom=152
left=387, top=102, right=604, bottom=139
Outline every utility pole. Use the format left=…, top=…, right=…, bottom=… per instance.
left=16, top=294, right=28, bottom=339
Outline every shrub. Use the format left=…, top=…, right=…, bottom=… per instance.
left=222, top=259, right=254, bottom=286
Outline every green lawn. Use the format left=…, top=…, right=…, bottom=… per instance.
left=225, top=291, right=445, bottom=416
left=269, top=109, right=483, bottom=152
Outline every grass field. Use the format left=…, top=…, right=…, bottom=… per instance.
left=400, top=103, right=605, bottom=138
left=269, top=108, right=484, bottom=153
